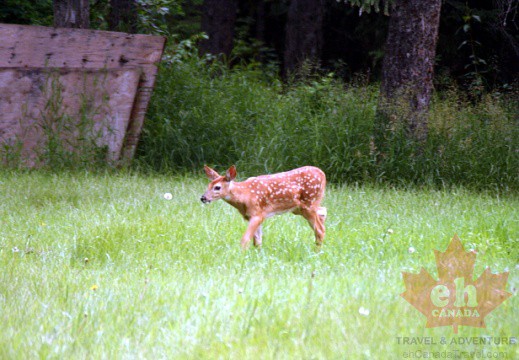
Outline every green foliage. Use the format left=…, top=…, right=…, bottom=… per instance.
left=137, top=57, right=518, bottom=191
left=162, top=32, right=209, bottom=64
left=92, top=0, right=186, bottom=35
left=135, top=0, right=184, bottom=35
left=0, top=0, right=53, bottom=26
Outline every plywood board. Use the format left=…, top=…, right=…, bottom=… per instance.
left=0, top=23, right=166, bottom=166
left=0, top=68, right=141, bottom=166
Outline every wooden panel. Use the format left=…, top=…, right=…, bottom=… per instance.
left=0, top=68, right=140, bottom=167
left=0, top=23, right=166, bottom=165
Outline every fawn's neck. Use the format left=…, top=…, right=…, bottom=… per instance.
left=223, top=181, right=252, bottom=216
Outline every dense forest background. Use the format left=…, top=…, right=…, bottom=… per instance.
left=1, top=0, right=517, bottom=90
left=1, top=1, right=517, bottom=189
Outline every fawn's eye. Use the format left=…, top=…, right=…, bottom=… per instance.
left=214, top=185, right=221, bottom=191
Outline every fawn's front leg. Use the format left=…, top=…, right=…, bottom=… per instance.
left=241, top=216, right=262, bottom=248
left=241, top=216, right=264, bottom=250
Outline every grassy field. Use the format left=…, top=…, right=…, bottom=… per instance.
left=0, top=171, right=517, bottom=359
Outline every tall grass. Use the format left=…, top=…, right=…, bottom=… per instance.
left=136, top=58, right=518, bottom=190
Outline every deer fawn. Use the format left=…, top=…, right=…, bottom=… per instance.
left=201, top=165, right=327, bottom=249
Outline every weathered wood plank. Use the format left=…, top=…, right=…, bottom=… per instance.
left=0, top=24, right=164, bottom=70
left=0, top=23, right=166, bottom=165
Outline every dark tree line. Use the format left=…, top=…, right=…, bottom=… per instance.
left=2, top=1, right=516, bottom=87
left=196, top=0, right=516, bottom=146
left=198, top=0, right=326, bottom=76
left=198, top=0, right=445, bottom=144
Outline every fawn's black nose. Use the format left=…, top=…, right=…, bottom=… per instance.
left=200, top=195, right=209, bottom=203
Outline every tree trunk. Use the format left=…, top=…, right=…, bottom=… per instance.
left=199, top=0, right=238, bottom=57
left=53, top=0, right=89, bottom=28
left=377, top=0, right=442, bottom=144
left=108, top=0, right=137, bottom=33
left=283, top=0, right=324, bottom=77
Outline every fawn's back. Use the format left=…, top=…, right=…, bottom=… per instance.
left=238, top=166, right=326, bottom=217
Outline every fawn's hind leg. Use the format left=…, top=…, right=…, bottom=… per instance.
left=300, top=208, right=326, bottom=246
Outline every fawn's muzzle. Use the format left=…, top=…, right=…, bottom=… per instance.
left=200, top=195, right=210, bottom=203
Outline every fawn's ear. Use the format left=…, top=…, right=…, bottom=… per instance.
left=204, top=165, right=220, bottom=180
left=225, top=165, right=237, bottom=181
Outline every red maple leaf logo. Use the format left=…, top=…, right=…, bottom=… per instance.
left=401, top=235, right=512, bottom=333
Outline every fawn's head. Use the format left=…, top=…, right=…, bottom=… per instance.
left=200, top=165, right=237, bottom=204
